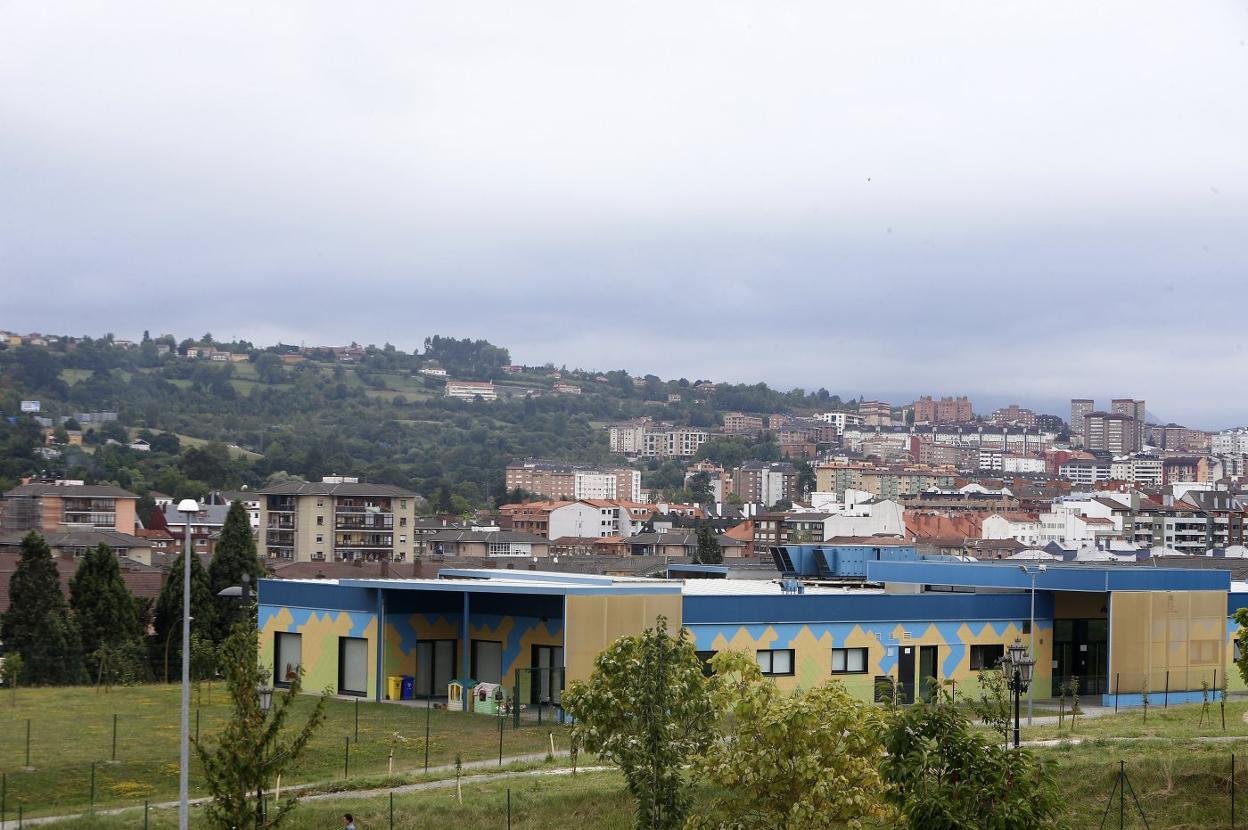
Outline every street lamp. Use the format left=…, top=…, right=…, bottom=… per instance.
left=1017, top=563, right=1046, bottom=724
left=257, top=685, right=274, bottom=825
left=1003, top=638, right=1036, bottom=748
left=176, top=498, right=199, bottom=830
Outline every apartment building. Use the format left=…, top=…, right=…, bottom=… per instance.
left=988, top=405, right=1037, bottom=428
left=913, top=396, right=973, bottom=424
left=732, top=462, right=799, bottom=506
left=816, top=411, right=863, bottom=433
left=858, top=401, right=893, bottom=427
left=444, top=381, right=497, bottom=401
left=1070, top=399, right=1094, bottom=439
left=813, top=462, right=959, bottom=499
left=721, top=412, right=765, bottom=434
left=1213, top=429, right=1248, bottom=457
left=1109, top=455, right=1164, bottom=486
left=641, top=426, right=709, bottom=457
left=504, top=461, right=641, bottom=502
left=608, top=420, right=649, bottom=453
left=1058, top=457, right=1111, bottom=486
left=258, top=477, right=419, bottom=562
left=1, top=481, right=138, bottom=534
left=1083, top=412, right=1139, bottom=454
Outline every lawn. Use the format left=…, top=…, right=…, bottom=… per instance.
left=41, top=741, right=1248, bottom=830
left=1023, top=696, right=1248, bottom=742
left=0, top=684, right=571, bottom=819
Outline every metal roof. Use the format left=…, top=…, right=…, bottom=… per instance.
left=866, top=560, right=1230, bottom=592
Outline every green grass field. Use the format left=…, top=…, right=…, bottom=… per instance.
left=1024, top=696, right=1248, bottom=742
left=0, top=684, right=571, bottom=819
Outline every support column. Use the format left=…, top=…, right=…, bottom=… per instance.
left=375, top=588, right=385, bottom=702
left=461, top=592, right=471, bottom=712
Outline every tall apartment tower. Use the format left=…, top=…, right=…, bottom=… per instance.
left=1111, top=399, right=1147, bottom=447
left=1070, top=399, right=1094, bottom=439
left=1084, top=412, right=1139, bottom=454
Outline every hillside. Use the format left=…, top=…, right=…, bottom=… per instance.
left=0, top=332, right=849, bottom=510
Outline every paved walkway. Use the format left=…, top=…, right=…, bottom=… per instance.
left=13, top=752, right=581, bottom=827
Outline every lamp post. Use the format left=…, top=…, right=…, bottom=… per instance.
left=257, top=686, right=273, bottom=826
left=1003, top=638, right=1036, bottom=749
left=176, top=498, right=199, bottom=830
left=1018, top=563, right=1046, bottom=724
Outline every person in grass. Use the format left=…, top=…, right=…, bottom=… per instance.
left=343, top=814, right=356, bottom=830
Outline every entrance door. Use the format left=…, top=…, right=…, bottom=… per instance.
left=531, top=644, right=564, bottom=705
left=918, top=645, right=939, bottom=702
left=897, top=645, right=916, bottom=704
left=414, top=640, right=456, bottom=698
left=338, top=637, right=368, bottom=696
left=1052, top=620, right=1109, bottom=696
left=471, top=640, right=503, bottom=684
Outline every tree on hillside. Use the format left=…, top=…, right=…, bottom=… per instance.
left=694, top=521, right=722, bottom=565
left=69, top=543, right=147, bottom=682
left=688, top=651, right=887, bottom=829
left=196, top=620, right=327, bottom=830
left=881, top=685, right=1060, bottom=830
left=153, top=551, right=217, bottom=681
left=563, top=617, right=713, bottom=830
left=0, top=532, right=85, bottom=684
left=686, top=472, right=712, bottom=505
left=207, top=501, right=265, bottom=641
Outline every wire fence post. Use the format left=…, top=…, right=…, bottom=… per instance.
left=507, top=787, right=512, bottom=830
left=344, top=736, right=350, bottom=778
left=1120, top=761, right=1125, bottom=830
left=1233, top=752, right=1237, bottom=830
left=1164, top=671, right=1170, bottom=709
left=389, top=791, right=394, bottom=830
left=196, top=708, right=200, bottom=743
left=144, top=800, right=149, bottom=830
left=498, top=709, right=504, bottom=766
left=1114, top=673, right=1120, bottom=714
left=2, top=770, right=7, bottom=830
left=112, top=713, right=118, bottom=762
left=24, top=719, right=30, bottom=768
left=89, top=761, right=96, bottom=811
left=424, top=700, right=431, bottom=774
left=354, top=697, right=359, bottom=744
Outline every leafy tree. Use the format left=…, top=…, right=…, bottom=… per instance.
left=207, top=501, right=265, bottom=641
left=69, top=543, right=145, bottom=680
left=196, top=620, right=327, bottom=830
left=694, top=521, right=722, bottom=565
left=153, top=551, right=217, bottom=681
left=689, top=651, right=887, bottom=829
left=970, top=667, right=1012, bottom=739
left=0, top=532, right=85, bottom=684
left=563, top=617, right=714, bottom=830
left=1233, top=607, right=1248, bottom=689
left=686, top=472, right=712, bottom=505
left=150, top=432, right=181, bottom=454
left=881, top=685, right=1061, bottom=830
left=2, top=653, right=23, bottom=703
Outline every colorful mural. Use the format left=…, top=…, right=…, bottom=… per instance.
left=688, top=618, right=1051, bottom=700
left=258, top=604, right=377, bottom=695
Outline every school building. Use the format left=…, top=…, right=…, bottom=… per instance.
left=257, top=545, right=1243, bottom=708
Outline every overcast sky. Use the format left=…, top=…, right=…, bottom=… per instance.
left=3, top=2, right=1247, bottom=426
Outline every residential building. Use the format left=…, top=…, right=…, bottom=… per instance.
left=858, top=400, right=893, bottom=427
left=552, top=383, right=581, bottom=395
left=257, top=477, right=419, bottom=562
left=1213, top=429, right=1248, bottom=457
left=423, top=530, right=549, bottom=558
left=1070, top=399, right=1094, bottom=439
left=980, top=513, right=1042, bottom=546
left=1058, top=457, right=1112, bottom=486
left=1108, top=455, right=1163, bottom=487
left=732, top=462, right=799, bottom=506
left=1, top=481, right=138, bottom=534
left=1084, top=412, right=1139, bottom=454
left=913, top=396, right=973, bottom=424
left=548, top=500, right=652, bottom=539
left=161, top=502, right=227, bottom=556
left=816, top=411, right=863, bottom=433
left=505, top=461, right=641, bottom=502
left=989, top=405, right=1038, bottom=428
left=721, top=412, right=765, bottom=434
left=608, top=420, right=649, bottom=454
left=1111, top=399, right=1147, bottom=448
left=642, top=426, right=709, bottom=458
left=444, top=381, right=497, bottom=401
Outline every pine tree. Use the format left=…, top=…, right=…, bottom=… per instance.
left=153, top=550, right=217, bottom=682
left=695, top=520, right=723, bottom=565
left=0, top=532, right=85, bottom=684
left=196, top=620, right=327, bottom=830
left=207, top=501, right=264, bottom=642
left=70, top=544, right=147, bottom=683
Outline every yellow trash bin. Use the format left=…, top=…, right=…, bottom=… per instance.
left=387, top=676, right=403, bottom=701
